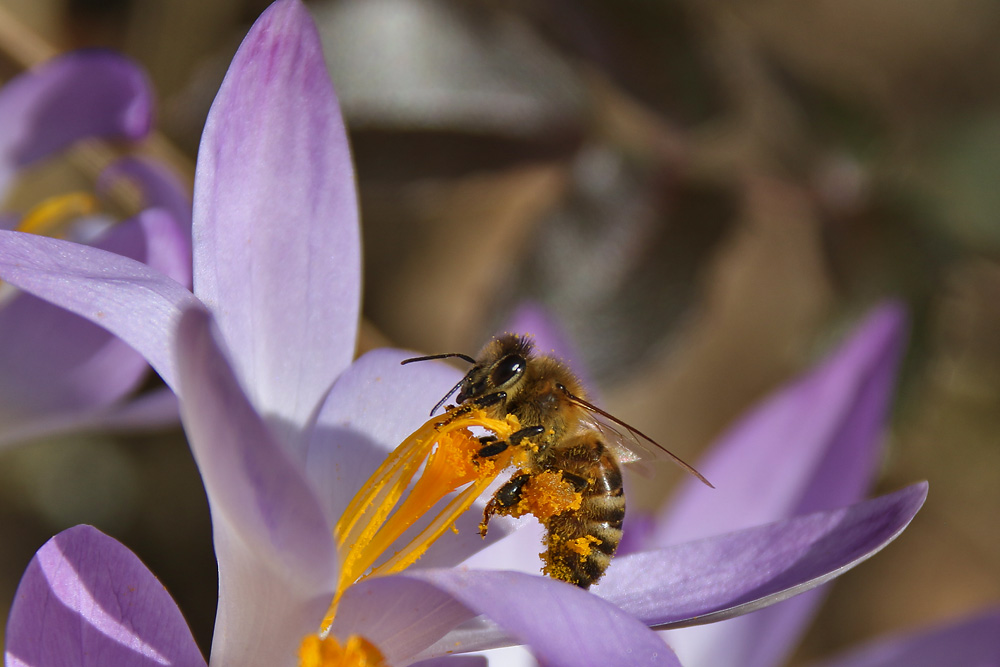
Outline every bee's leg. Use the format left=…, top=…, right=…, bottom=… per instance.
left=476, top=425, right=545, bottom=459
left=479, top=472, right=531, bottom=537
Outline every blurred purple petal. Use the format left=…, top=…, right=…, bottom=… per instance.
left=0, top=218, right=196, bottom=392
left=653, top=304, right=907, bottom=666
left=98, top=156, right=193, bottom=238
left=398, top=570, right=681, bottom=666
left=0, top=388, right=179, bottom=451
left=505, top=300, right=595, bottom=397
left=4, top=525, right=204, bottom=667
left=653, top=303, right=908, bottom=546
left=811, top=607, right=1000, bottom=667
left=193, top=0, right=360, bottom=438
left=600, top=483, right=926, bottom=629
left=174, top=306, right=335, bottom=665
left=0, top=51, right=152, bottom=197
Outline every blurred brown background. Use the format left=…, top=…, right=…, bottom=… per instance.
left=1, top=0, right=999, bottom=663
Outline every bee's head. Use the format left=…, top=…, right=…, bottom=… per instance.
left=457, top=334, right=534, bottom=408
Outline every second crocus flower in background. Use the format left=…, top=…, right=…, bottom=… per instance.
left=0, top=50, right=191, bottom=449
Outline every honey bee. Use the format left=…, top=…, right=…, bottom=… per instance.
left=403, top=334, right=711, bottom=588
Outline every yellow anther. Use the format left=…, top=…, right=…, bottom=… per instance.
left=298, top=634, right=386, bottom=667
left=15, top=192, right=98, bottom=238
left=323, top=408, right=520, bottom=631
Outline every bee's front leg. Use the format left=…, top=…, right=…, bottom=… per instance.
left=479, top=472, right=531, bottom=537
left=475, top=425, right=545, bottom=459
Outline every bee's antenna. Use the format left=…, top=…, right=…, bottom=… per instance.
left=401, top=352, right=476, bottom=365
left=401, top=351, right=477, bottom=415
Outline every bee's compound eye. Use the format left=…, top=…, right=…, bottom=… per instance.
left=490, top=354, right=526, bottom=387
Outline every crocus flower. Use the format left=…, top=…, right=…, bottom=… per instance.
left=0, top=50, right=191, bottom=449
left=0, top=1, right=927, bottom=665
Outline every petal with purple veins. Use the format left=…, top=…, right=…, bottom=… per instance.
left=4, top=525, right=205, bottom=667
left=193, top=0, right=360, bottom=439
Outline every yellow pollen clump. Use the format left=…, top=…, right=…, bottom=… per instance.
left=16, top=192, right=98, bottom=238
left=517, top=470, right=582, bottom=520
left=566, top=534, right=603, bottom=560
left=324, top=408, right=520, bottom=631
left=298, top=634, right=386, bottom=667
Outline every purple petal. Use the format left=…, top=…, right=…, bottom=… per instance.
left=0, top=388, right=179, bottom=451
left=652, top=303, right=908, bottom=546
left=0, top=209, right=189, bottom=424
left=348, top=570, right=681, bottom=666
left=600, top=483, right=927, bottom=629
left=811, top=607, right=1000, bottom=667
left=4, top=525, right=204, bottom=667
left=0, top=51, right=152, bottom=197
left=653, top=304, right=907, bottom=666
left=0, top=221, right=196, bottom=392
left=98, top=156, right=193, bottom=237
left=193, top=0, right=360, bottom=438
left=174, top=305, right=335, bottom=587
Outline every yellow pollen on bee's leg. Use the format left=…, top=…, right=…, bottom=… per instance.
left=298, top=633, right=386, bottom=667
left=15, top=192, right=98, bottom=238
left=323, top=409, right=521, bottom=631
left=518, top=470, right=582, bottom=520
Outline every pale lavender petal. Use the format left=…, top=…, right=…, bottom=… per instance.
left=345, top=570, right=680, bottom=666
left=0, top=225, right=196, bottom=391
left=98, top=156, right=193, bottom=237
left=654, top=304, right=907, bottom=666
left=0, top=388, right=178, bottom=451
left=4, top=525, right=204, bottom=667
left=600, top=483, right=927, bottom=629
left=0, top=209, right=189, bottom=422
left=652, top=303, right=908, bottom=546
left=0, top=51, right=152, bottom=197
left=811, top=607, right=1000, bottom=667
left=174, top=308, right=336, bottom=652
left=332, top=576, right=478, bottom=664
left=193, top=0, right=360, bottom=438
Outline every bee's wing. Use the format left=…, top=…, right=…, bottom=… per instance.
left=567, top=390, right=714, bottom=488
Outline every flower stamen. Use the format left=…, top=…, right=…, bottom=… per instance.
left=324, top=408, right=520, bottom=629
left=298, top=633, right=386, bottom=667
left=15, top=192, right=98, bottom=238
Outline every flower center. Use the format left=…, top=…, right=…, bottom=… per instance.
left=298, top=634, right=386, bottom=667
left=322, top=407, right=522, bottom=630
left=15, top=191, right=98, bottom=238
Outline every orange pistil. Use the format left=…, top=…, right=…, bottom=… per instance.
left=324, top=408, right=521, bottom=630
left=298, top=634, right=386, bottom=667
